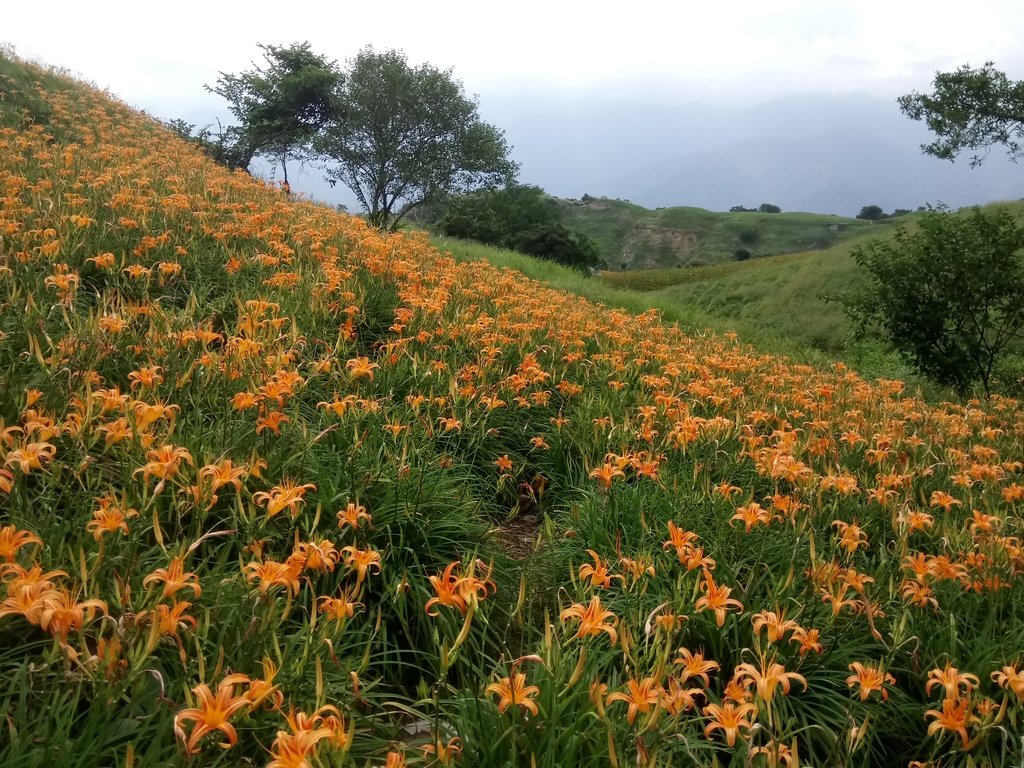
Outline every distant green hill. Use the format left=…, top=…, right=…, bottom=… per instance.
left=601, top=200, right=1024, bottom=387
left=560, top=197, right=901, bottom=269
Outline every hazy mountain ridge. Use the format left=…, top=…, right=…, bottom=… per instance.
left=180, top=92, right=1024, bottom=217
left=483, top=92, right=1024, bottom=216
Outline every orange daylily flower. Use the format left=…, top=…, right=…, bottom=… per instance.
left=674, top=648, right=720, bottom=687
left=245, top=657, right=284, bottom=711
left=925, top=696, right=975, bottom=750
left=832, top=520, right=869, bottom=556
left=925, top=663, right=980, bottom=700
left=929, top=490, right=962, bottom=512
left=422, top=736, right=462, bottom=766
left=607, top=676, right=662, bottom=725
left=578, top=550, right=623, bottom=589
left=256, top=410, right=290, bottom=435
left=731, top=502, right=774, bottom=533
left=660, top=677, right=704, bottom=716
left=4, top=441, right=56, bottom=474
left=992, top=664, right=1024, bottom=701
left=199, top=459, right=247, bottom=496
left=37, top=587, right=107, bottom=643
left=589, top=461, right=624, bottom=491
left=426, top=561, right=469, bottom=615
left=751, top=608, right=800, bottom=643
left=143, top=556, right=201, bottom=600
left=253, top=479, right=316, bottom=519
left=244, top=559, right=302, bottom=596
left=340, top=545, right=382, bottom=586
left=703, top=701, right=758, bottom=747
left=486, top=672, right=541, bottom=716
left=346, top=356, right=379, bottom=380
left=173, top=674, right=252, bottom=755
left=135, top=444, right=193, bottom=488
left=291, top=540, right=341, bottom=573
left=695, top=572, right=744, bottom=627
left=0, top=525, right=42, bottom=562
left=733, top=653, right=807, bottom=703
left=662, top=521, right=699, bottom=563
left=336, top=501, right=372, bottom=530
left=151, top=595, right=197, bottom=631
left=86, top=494, right=138, bottom=540
left=790, top=626, right=824, bottom=655
left=0, top=468, right=13, bottom=495
left=318, top=590, right=363, bottom=624
left=846, top=661, right=895, bottom=701
left=560, top=595, right=619, bottom=644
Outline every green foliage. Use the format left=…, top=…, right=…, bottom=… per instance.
left=737, top=228, right=759, bottom=245
left=758, top=202, right=782, bottom=213
left=319, top=47, right=518, bottom=232
left=856, top=205, right=885, bottom=221
left=207, top=41, right=342, bottom=180
left=898, top=61, right=1024, bottom=166
left=162, top=118, right=253, bottom=171
left=437, top=185, right=602, bottom=271
left=844, top=207, right=1024, bottom=395
left=733, top=248, right=752, bottom=261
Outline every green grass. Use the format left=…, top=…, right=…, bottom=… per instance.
left=594, top=201, right=1024, bottom=397
left=560, top=197, right=900, bottom=270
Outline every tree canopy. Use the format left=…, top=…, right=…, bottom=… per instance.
left=319, top=47, right=518, bottom=231
left=898, top=62, right=1024, bottom=167
left=437, top=185, right=602, bottom=271
left=207, top=42, right=341, bottom=182
left=856, top=205, right=884, bottom=221
left=842, top=207, right=1024, bottom=396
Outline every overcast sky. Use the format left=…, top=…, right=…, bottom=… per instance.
left=6, top=0, right=1024, bottom=117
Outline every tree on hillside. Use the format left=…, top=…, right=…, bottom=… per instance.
left=898, top=62, right=1024, bottom=167
left=758, top=203, right=782, bottom=213
left=856, top=205, right=885, bottom=221
left=437, top=185, right=602, bottom=271
left=842, top=207, right=1024, bottom=396
left=207, top=42, right=342, bottom=182
left=318, top=47, right=518, bottom=231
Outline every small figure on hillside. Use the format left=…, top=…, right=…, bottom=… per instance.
left=281, top=180, right=291, bottom=197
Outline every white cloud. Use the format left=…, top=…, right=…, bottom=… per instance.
left=6, top=0, right=1024, bottom=110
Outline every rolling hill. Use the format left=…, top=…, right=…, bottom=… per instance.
left=560, top=197, right=898, bottom=269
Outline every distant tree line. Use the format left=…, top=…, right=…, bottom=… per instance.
left=855, top=205, right=917, bottom=221
left=729, top=203, right=783, bottom=213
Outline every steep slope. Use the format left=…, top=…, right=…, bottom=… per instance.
left=2, top=54, right=1024, bottom=768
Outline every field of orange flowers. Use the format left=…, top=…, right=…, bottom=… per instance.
left=1, top=54, right=1024, bottom=768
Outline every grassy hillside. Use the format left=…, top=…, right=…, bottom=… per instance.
left=561, top=197, right=898, bottom=269
left=3, top=53, right=1024, bottom=768
left=601, top=202, right=1024, bottom=391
